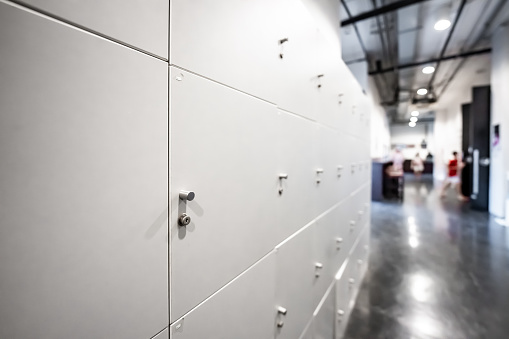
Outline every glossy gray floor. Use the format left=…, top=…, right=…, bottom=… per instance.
left=343, top=174, right=509, bottom=339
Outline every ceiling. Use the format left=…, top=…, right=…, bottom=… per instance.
left=340, top=0, right=509, bottom=123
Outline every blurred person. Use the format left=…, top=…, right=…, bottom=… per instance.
left=392, top=148, right=404, bottom=172
left=440, top=151, right=468, bottom=201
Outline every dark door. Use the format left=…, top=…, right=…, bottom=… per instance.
left=470, top=86, right=490, bottom=211
left=461, top=103, right=473, bottom=197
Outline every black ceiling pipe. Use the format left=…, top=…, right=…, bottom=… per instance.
left=341, top=0, right=430, bottom=27
left=368, top=48, right=491, bottom=75
left=427, top=0, right=467, bottom=90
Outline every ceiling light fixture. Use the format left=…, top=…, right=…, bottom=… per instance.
left=410, top=117, right=418, bottom=123
left=409, top=122, right=416, bottom=127
left=434, top=19, right=451, bottom=31
left=417, top=88, right=428, bottom=95
left=422, top=66, right=435, bottom=74
left=411, top=111, right=420, bottom=117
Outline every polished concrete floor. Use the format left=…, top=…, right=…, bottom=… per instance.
left=344, top=174, right=509, bottom=339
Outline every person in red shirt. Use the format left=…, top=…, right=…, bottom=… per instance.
left=440, top=151, right=468, bottom=200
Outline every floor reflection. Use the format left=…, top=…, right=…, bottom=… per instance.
left=344, top=174, right=509, bottom=339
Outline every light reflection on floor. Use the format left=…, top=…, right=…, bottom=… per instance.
left=343, top=174, right=509, bottom=339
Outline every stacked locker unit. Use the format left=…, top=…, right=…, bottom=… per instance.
left=169, top=1, right=371, bottom=338
left=0, top=0, right=370, bottom=338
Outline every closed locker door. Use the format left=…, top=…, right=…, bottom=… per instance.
left=170, top=0, right=282, bottom=103
left=345, top=195, right=359, bottom=244
left=170, top=252, right=276, bottom=339
left=16, top=0, right=168, bottom=58
left=275, top=224, right=315, bottom=339
left=276, top=110, right=318, bottom=241
left=353, top=189, right=367, bottom=232
left=274, top=0, right=320, bottom=121
left=314, top=31, right=343, bottom=131
left=0, top=3, right=168, bottom=338
left=170, top=67, right=280, bottom=322
left=343, top=134, right=357, bottom=197
left=336, top=62, right=353, bottom=134
left=347, top=237, right=363, bottom=303
left=335, top=261, right=350, bottom=338
left=313, top=284, right=336, bottom=339
left=329, top=200, right=350, bottom=275
left=313, top=210, right=337, bottom=305
left=316, top=126, right=343, bottom=215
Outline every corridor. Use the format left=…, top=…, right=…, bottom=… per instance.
left=344, top=174, right=509, bottom=339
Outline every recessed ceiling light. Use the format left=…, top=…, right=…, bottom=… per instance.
left=417, top=88, right=428, bottom=95
left=411, top=111, right=420, bottom=117
left=422, top=66, right=435, bottom=74
left=434, top=19, right=451, bottom=31
left=409, top=122, right=416, bottom=127
left=410, top=117, right=418, bottom=122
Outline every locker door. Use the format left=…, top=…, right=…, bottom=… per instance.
left=275, top=224, right=316, bottom=339
left=334, top=261, right=351, bottom=339
left=343, top=134, right=358, bottom=197
left=170, top=67, right=280, bottom=322
left=314, top=31, right=344, bottom=131
left=316, top=126, right=344, bottom=216
left=16, top=0, right=168, bottom=58
left=274, top=0, right=321, bottom=120
left=313, top=205, right=344, bottom=305
left=170, top=0, right=282, bottom=103
left=170, top=252, right=276, bottom=339
left=276, top=110, right=318, bottom=241
left=313, top=284, right=336, bottom=339
left=0, top=3, right=168, bottom=339
left=343, top=195, right=358, bottom=245
left=328, top=201, right=350, bottom=278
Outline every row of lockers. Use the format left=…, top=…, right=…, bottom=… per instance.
left=7, top=0, right=365, bottom=129
left=169, top=67, right=371, bottom=322
left=169, top=190, right=371, bottom=339
left=0, top=1, right=372, bottom=338
left=170, top=0, right=367, bottom=128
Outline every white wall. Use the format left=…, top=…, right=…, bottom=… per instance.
left=489, top=25, right=509, bottom=217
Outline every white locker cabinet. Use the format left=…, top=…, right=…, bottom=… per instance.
left=276, top=110, right=319, bottom=241
left=275, top=224, right=316, bottom=339
left=0, top=3, right=168, bottom=339
left=170, top=252, right=276, bottom=339
left=169, top=67, right=281, bottom=322
left=16, top=0, right=168, bottom=58
left=313, top=284, right=336, bottom=339
left=170, top=0, right=282, bottom=104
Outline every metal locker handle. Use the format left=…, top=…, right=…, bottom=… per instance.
left=473, top=150, right=479, bottom=195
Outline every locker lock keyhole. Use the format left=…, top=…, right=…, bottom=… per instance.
left=178, top=213, right=191, bottom=226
